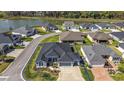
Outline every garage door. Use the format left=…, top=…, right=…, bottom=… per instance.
left=60, top=63, right=72, bottom=66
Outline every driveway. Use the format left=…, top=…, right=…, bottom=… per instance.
left=7, top=49, right=24, bottom=57
left=91, top=68, right=113, bottom=81
left=57, top=67, right=84, bottom=81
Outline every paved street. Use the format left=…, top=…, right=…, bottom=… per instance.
left=0, top=33, right=57, bottom=81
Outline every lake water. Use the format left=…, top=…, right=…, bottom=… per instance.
left=0, top=19, right=42, bottom=33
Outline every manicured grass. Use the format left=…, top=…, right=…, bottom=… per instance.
left=41, top=35, right=59, bottom=43
left=23, top=46, right=58, bottom=81
left=100, top=29, right=112, bottom=32
left=108, top=45, right=122, bottom=56
left=0, top=62, right=11, bottom=73
left=74, top=43, right=83, bottom=56
left=80, top=67, right=94, bottom=81
left=83, top=37, right=93, bottom=45
left=21, top=37, right=33, bottom=42
left=14, top=45, right=25, bottom=49
left=35, top=26, right=50, bottom=35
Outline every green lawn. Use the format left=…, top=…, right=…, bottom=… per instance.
left=74, top=43, right=83, bottom=56
left=23, top=46, right=59, bottom=81
left=110, top=40, right=119, bottom=47
left=14, top=45, right=25, bottom=49
left=108, top=45, right=122, bottom=56
left=21, top=37, right=33, bottom=42
left=100, top=29, right=112, bottom=32
left=83, top=37, right=93, bottom=45
left=41, top=35, right=59, bottom=43
left=111, top=73, right=124, bottom=81
left=0, top=62, right=11, bottom=73
left=80, top=67, right=94, bottom=81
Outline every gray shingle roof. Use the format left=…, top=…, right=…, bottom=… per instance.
left=119, top=43, right=124, bottom=49
left=60, top=32, right=84, bottom=41
left=89, top=32, right=112, bottom=41
left=111, top=32, right=124, bottom=40
left=63, top=21, right=74, bottom=27
left=83, top=44, right=119, bottom=66
left=0, top=34, right=12, bottom=44
left=36, top=42, right=81, bottom=64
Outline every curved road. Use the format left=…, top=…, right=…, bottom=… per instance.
left=0, top=33, right=57, bottom=81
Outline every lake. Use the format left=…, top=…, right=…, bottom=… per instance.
left=0, top=19, right=42, bottom=33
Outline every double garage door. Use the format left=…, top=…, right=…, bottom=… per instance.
left=60, top=63, right=72, bottom=66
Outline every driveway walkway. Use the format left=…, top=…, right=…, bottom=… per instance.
left=91, top=68, right=113, bottom=81
left=57, top=67, right=84, bottom=81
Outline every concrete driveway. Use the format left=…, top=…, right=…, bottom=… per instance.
left=7, top=49, right=24, bottom=57
left=91, top=68, right=113, bottom=81
left=57, top=67, right=84, bottom=81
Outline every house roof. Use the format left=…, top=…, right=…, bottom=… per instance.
left=111, top=32, right=124, bottom=40
left=36, top=42, right=81, bottom=64
left=12, top=26, right=33, bottom=35
left=83, top=44, right=119, bottom=66
left=97, top=23, right=115, bottom=28
left=63, top=21, right=74, bottom=26
left=119, top=43, right=124, bottom=49
left=60, top=32, right=84, bottom=41
left=114, top=22, right=124, bottom=27
left=0, top=34, right=12, bottom=44
left=89, top=32, right=112, bottom=41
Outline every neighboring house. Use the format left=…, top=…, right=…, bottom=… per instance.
left=12, top=26, right=37, bottom=37
left=0, top=33, right=13, bottom=46
left=40, top=22, right=59, bottom=32
left=117, top=43, right=124, bottom=58
left=36, top=42, right=82, bottom=68
left=0, top=44, right=9, bottom=55
left=88, top=32, right=112, bottom=44
left=60, top=32, right=84, bottom=43
left=110, top=32, right=124, bottom=43
left=80, top=23, right=100, bottom=32
left=114, top=22, right=124, bottom=30
left=11, top=34, right=22, bottom=45
left=82, top=44, right=121, bottom=67
left=63, top=21, right=79, bottom=32
left=97, top=23, right=115, bottom=30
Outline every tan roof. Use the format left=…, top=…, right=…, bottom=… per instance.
left=60, top=32, right=84, bottom=41
left=89, top=32, right=112, bottom=41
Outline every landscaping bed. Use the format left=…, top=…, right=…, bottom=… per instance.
left=80, top=66, right=94, bottom=81
left=23, top=46, right=59, bottom=81
left=21, top=37, right=33, bottom=42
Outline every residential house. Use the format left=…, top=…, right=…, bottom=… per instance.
left=88, top=32, right=112, bottom=44
left=40, top=22, right=59, bottom=32
left=60, top=32, right=84, bottom=43
left=117, top=43, right=124, bottom=58
left=12, top=26, right=37, bottom=37
left=0, top=44, right=9, bottom=55
left=97, top=23, right=115, bottom=30
left=110, top=32, right=124, bottom=43
left=36, top=42, right=82, bottom=68
left=80, top=23, right=100, bottom=32
left=82, top=44, right=121, bottom=67
left=0, top=33, right=13, bottom=46
left=11, top=34, right=22, bottom=45
left=63, top=21, right=79, bottom=32
left=114, top=22, right=124, bottom=30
